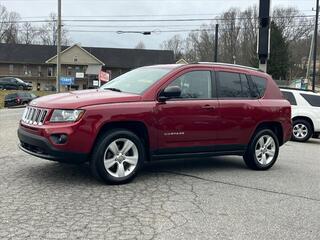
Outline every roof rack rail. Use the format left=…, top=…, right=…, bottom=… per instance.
left=279, top=86, right=318, bottom=93
left=195, top=62, right=263, bottom=72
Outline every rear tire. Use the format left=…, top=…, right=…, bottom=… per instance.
left=291, top=119, right=313, bottom=142
left=90, top=129, right=145, bottom=184
left=244, top=129, right=279, bottom=170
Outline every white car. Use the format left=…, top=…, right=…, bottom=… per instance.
left=280, top=88, right=320, bottom=142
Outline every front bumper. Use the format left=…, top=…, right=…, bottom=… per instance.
left=18, top=127, right=88, bottom=163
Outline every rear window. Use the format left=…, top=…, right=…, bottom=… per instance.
left=301, top=93, right=320, bottom=107
left=281, top=91, right=297, bottom=105
left=217, top=72, right=252, bottom=98
left=251, top=75, right=267, bottom=98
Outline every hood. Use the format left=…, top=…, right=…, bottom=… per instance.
left=30, top=89, right=141, bottom=109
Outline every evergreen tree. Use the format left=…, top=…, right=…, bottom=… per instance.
left=268, top=21, right=290, bottom=80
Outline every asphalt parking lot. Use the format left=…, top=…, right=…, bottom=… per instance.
left=0, top=108, right=319, bottom=240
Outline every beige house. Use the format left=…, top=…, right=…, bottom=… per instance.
left=45, top=44, right=104, bottom=91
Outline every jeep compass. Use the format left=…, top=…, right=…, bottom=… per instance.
left=18, top=63, right=292, bottom=184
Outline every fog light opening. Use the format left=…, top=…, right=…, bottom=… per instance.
left=50, top=134, right=68, bottom=144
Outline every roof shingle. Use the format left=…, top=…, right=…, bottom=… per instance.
left=0, top=43, right=174, bottom=68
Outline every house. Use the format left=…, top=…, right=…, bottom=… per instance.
left=0, top=43, right=174, bottom=91
left=176, top=58, right=188, bottom=64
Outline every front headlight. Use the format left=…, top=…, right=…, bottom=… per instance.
left=50, top=109, right=85, bottom=122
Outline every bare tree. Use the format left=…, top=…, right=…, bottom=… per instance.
left=272, top=7, right=313, bottom=41
left=161, top=34, right=185, bottom=61
left=185, top=26, right=215, bottom=62
left=238, top=6, right=259, bottom=66
left=135, top=41, right=146, bottom=49
left=38, top=13, right=70, bottom=45
left=0, top=4, right=7, bottom=42
left=19, top=22, right=38, bottom=44
left=160, top=5, right=312, bottom=81
left=0, top=4, right=20, bottom=44
left=217, top=8, right=242, bottom=63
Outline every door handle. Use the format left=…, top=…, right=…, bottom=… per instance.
left=201, top=104, right=215, bottom=110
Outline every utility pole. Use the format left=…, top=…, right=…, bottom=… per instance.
left=258, top=0, right=271, bottom=73
left=214, top=24, right=219, bottom=62
left=56, top=0, right=61, bottom=93
left=306, top=31, right=314, bottom=84
left=312, top=0, right=319, bottom=92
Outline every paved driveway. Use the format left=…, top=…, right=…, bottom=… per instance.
left=0, top=108, right=319, bottom=240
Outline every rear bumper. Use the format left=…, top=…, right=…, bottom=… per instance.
left=18, top=127, right=88, bottom=163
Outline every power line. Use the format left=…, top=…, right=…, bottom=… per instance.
left=65, top=25, right=316, bottom=34
left=21, top=13, right=224, bottom=19
left=0, top=0, right=315, bottom=1
left=3, top=14, right=315, bottom=24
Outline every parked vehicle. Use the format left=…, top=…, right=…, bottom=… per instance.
left=18, top=63, right=292, bottom=184
left=281, top=87, right=320, bottom=142
left=0, top=77, right=32, bottom=90
left=43, top=85, right=56, bottom=92
left=4, top=92, right=37, bottom=108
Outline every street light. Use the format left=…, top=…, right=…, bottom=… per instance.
left=116, top=30, right=152, bottom=35
left=116, top=29, right=160, bottom=35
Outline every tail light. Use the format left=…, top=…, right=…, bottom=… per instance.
left=16, top=97, right=21, bottom=103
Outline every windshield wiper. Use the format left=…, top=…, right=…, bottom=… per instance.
left=104, top=87, right=122, bottom=92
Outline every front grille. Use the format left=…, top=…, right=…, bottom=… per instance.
left=22, top=106, right=48, bottom=125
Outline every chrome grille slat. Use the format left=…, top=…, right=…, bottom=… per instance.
left=22, top=107, right=48, bottom=125
left=33, top=109, right=41, bottom=124
left=26, top=107, right=32, bottom=121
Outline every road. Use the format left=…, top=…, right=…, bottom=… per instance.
left=0, top=108, right=319, bottom=240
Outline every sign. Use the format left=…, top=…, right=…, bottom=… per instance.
left=99, top=70, right=110, bottom=83
left=60, top=76, right=74, bottom=86
left=76, top=72, right=84, bottom=78
left=93, top=80, right=99, bottom=87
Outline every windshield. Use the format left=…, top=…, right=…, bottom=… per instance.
left=100, top=67, right=171, bottom=94
left=15, top=78, right=25, bottom=83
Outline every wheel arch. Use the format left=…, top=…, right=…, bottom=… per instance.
left=252, top=121, right=284, bottom=146
left=91, top=120, right=150, bottom=160
left=292, top=116, right=314, bottom=133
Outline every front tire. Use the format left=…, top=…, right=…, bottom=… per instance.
left=291, top=119, right=313, bottom=142
left=244, top=129, right=279, bottom=170
left=90, top=129, right=145, bottom=184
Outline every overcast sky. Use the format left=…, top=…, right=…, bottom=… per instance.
left=0, top=0, right=316, bottom=49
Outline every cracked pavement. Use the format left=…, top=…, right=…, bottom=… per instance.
left=0, top=108, right=319, bottom=240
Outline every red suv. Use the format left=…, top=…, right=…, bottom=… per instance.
left=18, top=63, right=292, bottom=184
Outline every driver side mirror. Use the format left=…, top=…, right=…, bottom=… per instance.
left=159, top=86, right=181, bottom=102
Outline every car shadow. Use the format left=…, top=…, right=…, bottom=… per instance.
left=142, top=156, right=246, bottom=173
left=23, top=156, right=247, bottom=185
left=296, top=138, right=320, bottom=145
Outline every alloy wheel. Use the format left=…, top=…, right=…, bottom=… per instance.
left=293, top=123, right=308, bottom=139
left=103, top=138, right=139, bottom=178
left=255, top=135, right=276, bottom=165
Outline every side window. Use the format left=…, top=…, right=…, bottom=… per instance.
left=281, top=91, right=297, bottom=105
left=6, top=93, right=17, bottom=99
left=167, top=71, right=212, bottom=99
left=217, top=72, right=252, bottom=98
left=240, top=74, right=251, bottom=98
left=251, top=75, right=267, bottom=98
left=300, top=93, right=320, bottom=107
